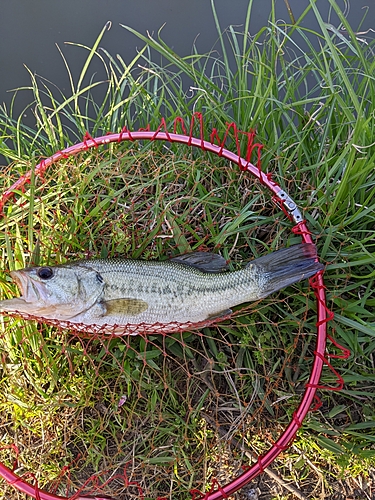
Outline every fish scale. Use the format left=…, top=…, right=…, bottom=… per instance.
left=83, top=259, right=258, bottom=324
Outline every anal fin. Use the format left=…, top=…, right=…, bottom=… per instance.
left=206, top=309, right=232, bottom=320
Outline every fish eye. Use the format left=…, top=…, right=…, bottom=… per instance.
left=37, top=267, right=54, bottom=280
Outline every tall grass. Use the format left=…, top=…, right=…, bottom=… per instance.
left=0, top=0, right=374, bottom=498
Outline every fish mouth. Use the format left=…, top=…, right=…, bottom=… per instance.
left=0, top=270, right=50, bottom=316
left=10, top=270, right=41, bottom=303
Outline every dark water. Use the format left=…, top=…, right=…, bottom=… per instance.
left=0, top=0, right=373, bottom=121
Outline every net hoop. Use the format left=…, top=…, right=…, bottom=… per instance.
left=0, top=118, right=333, bottom=500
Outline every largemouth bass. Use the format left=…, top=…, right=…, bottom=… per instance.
left=0, top=243, right=323, bottom=334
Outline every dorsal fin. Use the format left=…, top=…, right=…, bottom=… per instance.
left=170, top=251, right=229, bottom=273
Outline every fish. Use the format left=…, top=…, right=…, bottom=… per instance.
left=0, top=243, right=323, bottom=334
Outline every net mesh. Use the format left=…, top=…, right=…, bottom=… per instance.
left=0, top=119, right=338, bottom=500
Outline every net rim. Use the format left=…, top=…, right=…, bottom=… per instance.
left=0, top=125, right=329, bottom=500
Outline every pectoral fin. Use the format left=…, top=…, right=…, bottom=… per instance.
left=102, top=298, right=148, bottom=317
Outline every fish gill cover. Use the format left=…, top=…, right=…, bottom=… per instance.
left=0, top=116, right=342, bottom=500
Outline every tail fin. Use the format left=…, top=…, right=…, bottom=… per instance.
left=252, top=243, right=324, bottom=298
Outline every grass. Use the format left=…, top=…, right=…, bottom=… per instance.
left=0, top=0, right=375, bottom=498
